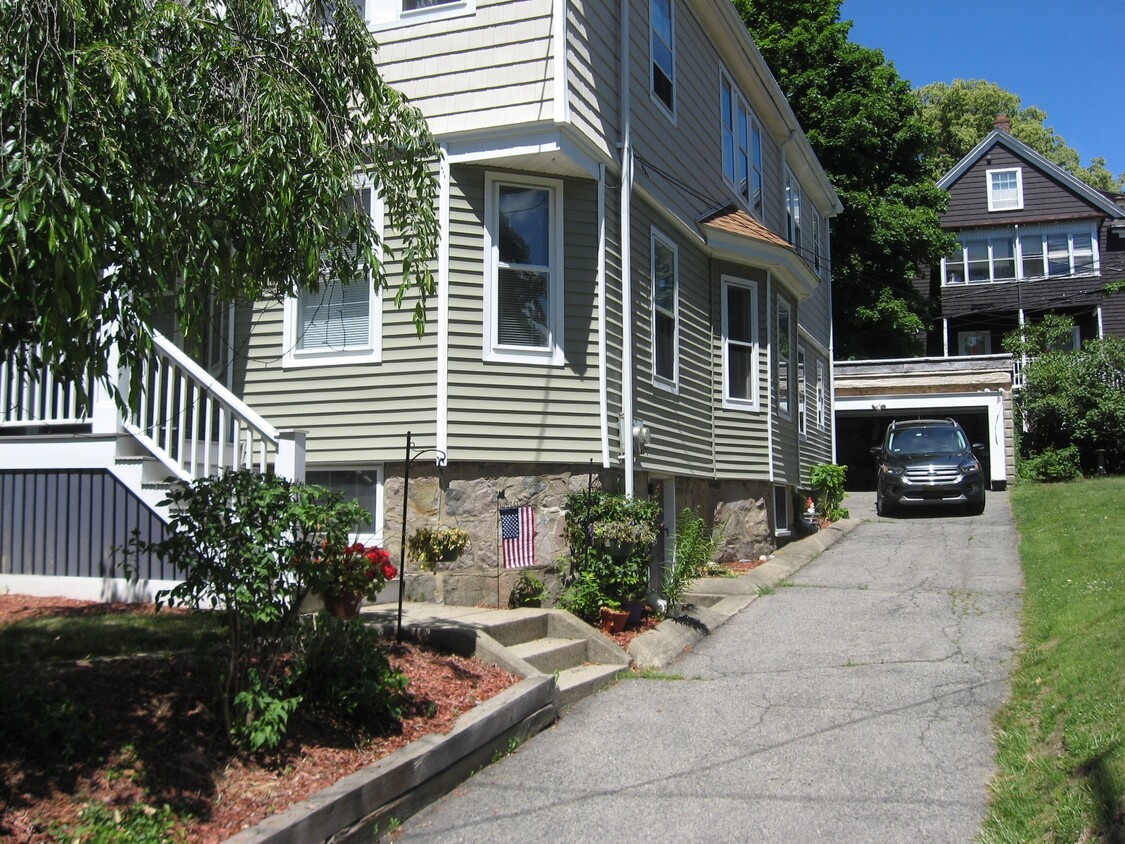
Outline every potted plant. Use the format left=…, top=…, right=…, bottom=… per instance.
left=307, top=541, right=397, bottom=617
left=589, top=517, right=658, bottom=558
left=406, top=525, right=470, bottom=570
left=598, top=600, right=628, bottom=634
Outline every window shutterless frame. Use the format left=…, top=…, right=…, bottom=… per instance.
left=483, top=172, right=564, bottom=365
left=650, top=0, right=675, bottom=119
left=721, top=276, right=760, bottom=411
left=776, top=296, right=792, bottom=419
left=651, top=228, right=679, bottom=390
left=282, top=178, right=382, bottom=368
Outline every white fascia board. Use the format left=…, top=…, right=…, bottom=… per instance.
left=445, top=124, right=603, bottom=179
left=704, top=228, right=819, bottom=301
left=797, top=324, right=830, bottom=357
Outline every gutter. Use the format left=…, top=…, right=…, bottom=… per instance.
left=619, top=0, right=635, bottom=498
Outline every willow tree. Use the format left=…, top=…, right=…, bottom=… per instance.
left=1, top=0, right=439, bottom=399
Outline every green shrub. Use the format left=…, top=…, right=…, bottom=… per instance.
left=294, top=617, right=408, bottom=734
left=809, top=463, right=849, bottom=521
left=508, top=571, right=547, bottom=608
left=141, top=469, right=368, bottom=752
left=560, top=489, right=660, bottom=621
left=1018, top=446, right=1082, bottom=483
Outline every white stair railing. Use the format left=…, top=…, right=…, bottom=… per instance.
left=123, top=331, right=287, bottom=482
left=0, top=344, right=94, bottom=427
left=2, top=334, right=303, bottom=483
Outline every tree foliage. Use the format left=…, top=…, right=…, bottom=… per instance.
left=918, top=80, right=1125, bottom=192
left=1, top=0, right=439, bottom=400
left=734, top=0, right=953, bottom=359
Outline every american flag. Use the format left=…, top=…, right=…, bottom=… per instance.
left=500, top=506, right=536, bottom=569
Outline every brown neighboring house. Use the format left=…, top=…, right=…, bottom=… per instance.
left=923, top=121, right=1125, bottom=357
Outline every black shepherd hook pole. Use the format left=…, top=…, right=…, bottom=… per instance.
left=397, top=430, right=447, bottom=642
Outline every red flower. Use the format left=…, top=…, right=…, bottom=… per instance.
left=382, top=562, right=397, bottom=580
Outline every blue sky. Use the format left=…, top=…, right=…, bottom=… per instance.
left=840, top=0, right=1125, bottom=179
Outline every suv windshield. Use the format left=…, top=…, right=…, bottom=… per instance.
left=886, top=427, right=969, bottom=456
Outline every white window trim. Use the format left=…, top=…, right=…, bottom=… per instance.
left=282, top=180, right=382, bottom=368
left=721, top=276, right=760, bottom=411
left=816, top=359, right=826, bottom=430
left=941, top=223, right=1100, bottom=285
left=776, top=296, right=792, bottom=420
left=649, top=0, right=676, bottom=121
left=986, top=167, right=1024, bottom=212
left=774, top=484, right=791, bottom=537
left=784, top=165, right=802, bottom=251
left=364, top=0, right=476, bottom=31
left=797, top=346, right=807, bottom=439
left=482, top=172, right=565, bottom=366
left=304, top=465, right=384, bottom=545
left=651, top=227, right=679, bottom=391
left=719, top=69, right=764, bottom=219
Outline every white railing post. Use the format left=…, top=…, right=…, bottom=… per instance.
left=90, top=343, right=121, bottom=435
left=276, top=430, right=307, bottom=482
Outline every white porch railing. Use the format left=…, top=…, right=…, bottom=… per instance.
left=1, top=333, right=303, bottom=483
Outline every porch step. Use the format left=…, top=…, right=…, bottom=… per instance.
left=556, top=663, right=626, bottom=709
left=508, top=636, right=589, bottom=675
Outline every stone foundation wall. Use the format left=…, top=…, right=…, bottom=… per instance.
left=382, top=464, right=777, bottom=608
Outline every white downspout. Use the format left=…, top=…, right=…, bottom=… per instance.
left=827, top=231, right=837, bottom=465
left=598, top=163, right=610, bottom=467
left=620, top=0, right=635, bottom=498
left=436, top=148, right=451, bottom=459
left=765, top=274, right=774, bottom=483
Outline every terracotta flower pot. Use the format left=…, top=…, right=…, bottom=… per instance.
left=322, top=591, right=363, bottom=618
left=599, top=606, right=628, bottom=634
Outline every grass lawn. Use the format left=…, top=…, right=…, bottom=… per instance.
left=981, top=476, right=1125, bottom=842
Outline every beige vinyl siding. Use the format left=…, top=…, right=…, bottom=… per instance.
left=567, top=0, right=620, bottom=160
left=444, top=166, right=605, bottom=463
left=630, top=201, right=715, bottom=477
left=797, top=348, right=832, bottom=481
left=374, top=0, right=556, bottom=137
left=240, top=234, right=440, bottom=464
left=798, top=273, right=832, bottom=351
left=712, top=262, right=770, bottom=478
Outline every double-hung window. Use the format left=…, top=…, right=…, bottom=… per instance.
left=721, top=277, right=759, bottom=410
left=650, top=0, right=675, bottom=116
left=484, top=173, right=564, bottom=365
left=785, top=167, right=802, bottom=252
left=987, top=168, right=1023, bottom=212
left=651, top=230, right=678, bottom=388
left=720, top=73, right=764, bottom=218
left=816, top=360, right=826, bottom=430
left=284, top=182, right=381, bottom=367
left=776, top=297, right=792, bottom=418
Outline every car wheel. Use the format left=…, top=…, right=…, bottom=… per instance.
left=966, top=498, right=985, bottom=516
left=876, top=491, right=894, bottom=518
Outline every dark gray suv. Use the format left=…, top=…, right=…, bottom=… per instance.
left=871, top=419, right=986, bottom=516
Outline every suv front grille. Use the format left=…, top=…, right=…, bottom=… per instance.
left=904, top=464, right=961, bottom=484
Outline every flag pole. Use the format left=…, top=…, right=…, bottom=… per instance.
left=496, top=490, right=506, bottom=609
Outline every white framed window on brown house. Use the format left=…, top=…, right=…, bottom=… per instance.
left=720, top=71, right=764, bottom=218
left=483, top=173, right=564, bottom=366
left=651, top=229, right=679, bottom=389
left=283, top=181, right=382, bottom=368
left=361, top=0, right=475, bottom=29
left=987, top=167, right=1023, bottom=212
left=942, top=225, right=1099, bottom=285
left=721, top=276, right=760, bottom=410
left=650, top=0, right=675, bottom=118
left=776, top=297, right=792, bottom=419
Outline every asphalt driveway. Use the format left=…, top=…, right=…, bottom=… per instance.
left=398, top=491, right=1023, bottom=843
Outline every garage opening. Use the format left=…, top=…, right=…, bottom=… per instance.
left=836, top=409, right=992, bottom=491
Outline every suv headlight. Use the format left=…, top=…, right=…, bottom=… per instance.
left=881, top=463, right=904, bottom=477
left=959, top=458, right=981, bottom=474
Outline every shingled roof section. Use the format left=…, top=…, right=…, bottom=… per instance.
left=698, top=204, right=794, bottom=251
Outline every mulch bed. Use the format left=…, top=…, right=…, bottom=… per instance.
left=0, top=595, right=518, bottom=843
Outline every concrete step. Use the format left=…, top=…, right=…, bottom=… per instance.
left=556, top=662, right=625, bottom=709
left=479, top=613, right=550, bottom=647
left=508, top=637, right=589, bottom=675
